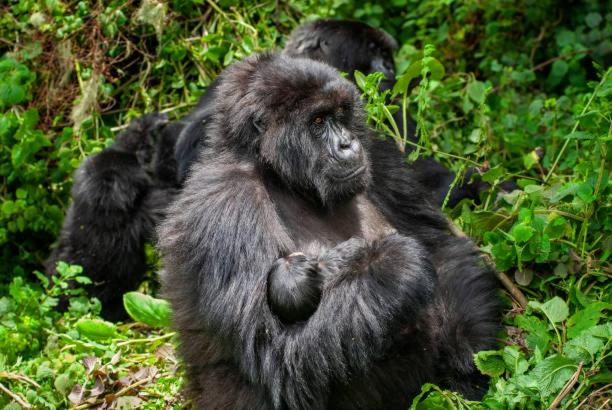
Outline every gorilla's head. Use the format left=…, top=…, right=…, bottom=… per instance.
left=212, top=52, right=372, bottom=205
left=284, top=19, right=398, bottom=91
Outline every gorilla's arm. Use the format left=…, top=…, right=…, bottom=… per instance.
left=159, top=159, right=436, bottom=409
left=174, top=78, right=222, bottom=183
left=367, top=136, right=450, bottom=248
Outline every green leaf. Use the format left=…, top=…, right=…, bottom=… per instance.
left=511, top=223, right=535, bottom=243
left=503, top=346, right=529, bottom=375
left=585, top=12, right=602, bottom=28
left=392, top=57, right=445, bottom=96
left=54, top=373, right=72, bottom=395
left=123, top=291, right=171, bottom=328
left=482, top=166, right=504, bottom=183
left=467, top=80, right=486, bottom=104
left=474, top=350, right=505, bottom=377
left=354, top=70, right=367, bottom=91
left=529, top=296, right=569, bottom=323
left=529, top=355, right=577, bottom=398
left=564, top=333, right=604, bottom=363
left=76, top=318, right=117, bottom=341
left=567, top=302, right=612, bottom=338
left=564, top=131, right=594, bottom=140
left=547, top=60, right=568, bottom=87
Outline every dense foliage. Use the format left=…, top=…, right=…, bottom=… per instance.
left=0, top=0, right=610, bottom=408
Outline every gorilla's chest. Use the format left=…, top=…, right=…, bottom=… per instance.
left=270, top=191, right=393, bottom=255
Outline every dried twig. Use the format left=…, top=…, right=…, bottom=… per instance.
left=447, top=218, right=528, bottom=308
left=547, top=362, right=583, bottom=410
left=0, top=381, right=31, bottom=409
left=69, top=376, right=154, bottom=410
left=575, top=383, right=612, bottom=409
left=0, top=371, right=41, bottom=389
left=532, top=50, right=591, bottom=72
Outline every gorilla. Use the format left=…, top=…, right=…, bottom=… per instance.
left=46, top=113, right=174, bottom=321
left=284, top=19, right=398, bottom=92
left=159, top=53, right=500, bottom=409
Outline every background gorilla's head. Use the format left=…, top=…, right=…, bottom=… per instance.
left=212, top=52, right=372, bottom=205
left=284, top=19, right=398, bottom=91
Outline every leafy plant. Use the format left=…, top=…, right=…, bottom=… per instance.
left=0, top=0, right=610, bottom=408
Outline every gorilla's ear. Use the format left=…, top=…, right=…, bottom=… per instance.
left=234, top=114, right=265, bottom=147
left=292, top=34, right=320, bottom=54
left=252, top=116, right=264, bottom=134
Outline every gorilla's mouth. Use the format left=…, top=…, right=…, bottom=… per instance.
left=333, top=165, right=366, bottom=182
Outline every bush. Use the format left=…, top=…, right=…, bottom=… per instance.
left=0, top=0, right=609, bottom=408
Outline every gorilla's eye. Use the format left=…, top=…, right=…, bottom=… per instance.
left=313, top=116, right=324, bottom=125
left=336, top=106, right=344, bottom=114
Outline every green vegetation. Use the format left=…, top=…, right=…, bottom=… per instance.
left=1, top=1, right=610, bottom=408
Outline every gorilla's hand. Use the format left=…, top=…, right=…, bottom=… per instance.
left=267, top=252, right=323, bottom=323
left=320, top=234, right=436, bottom=307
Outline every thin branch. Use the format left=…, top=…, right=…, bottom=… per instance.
left=575, top=383, right=612, bottom=409
left=0, top=382, right=31, bottom=409
left=532, top=50, right=591, bottom=72
left=547, top=362, right=583, bottom=410
left=69, top=376, right=154, bottom=410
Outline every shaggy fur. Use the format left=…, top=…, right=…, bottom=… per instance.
left=159, top=53, right=500, bottom=409
left=46, top=113, right=174, bottom=321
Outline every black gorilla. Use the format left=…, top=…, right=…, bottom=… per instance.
left=46, top=113, right=174, bottom=321
left=159, top=53, right=500, bottom=409
left=284, top=19, right=398, bottom=92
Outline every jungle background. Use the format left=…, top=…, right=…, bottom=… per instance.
left=0, top=0, right=610, bottom=408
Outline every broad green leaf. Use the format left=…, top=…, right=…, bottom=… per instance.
left=529, top=355, right=577, bottom=398
left=567, top=302, right=611, bottom=338
left=503, top=346, right=529, bottom=375
left=547, top=60, right=568, bottom=87
left=482, top=166, right=504, bottom=183
left=529, top=297, right=569, bottom=323
left=392, top=57, right=445, bottom=96
left=474, top=350, right=505, bottom=377
left=515, top=315, right=551, bottom=352
left=54, top=373, right=72, bottom=395
left=123, top=291, right=171, bottom=328
left=511, top=223, right=535, bottom=243
left=564, top=333, right=604, bottom=363
left=76, top=318, right=117, bottom=341
left=585, top=12, right=602, bottom=28
left=467, top=80, right=486, bottom=104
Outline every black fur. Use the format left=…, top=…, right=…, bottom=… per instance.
left=46, top=113, right=174, bottom=321
left=267, top=252, right=322, bottom=324
left=159, top=53, right=500, bottom=409
left=284, top=19, right=398, bottom=91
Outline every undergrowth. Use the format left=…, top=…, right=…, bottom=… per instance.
left=0, top=1, right=610, bottom=409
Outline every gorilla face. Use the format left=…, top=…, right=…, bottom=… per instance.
left=258, top=64, right=371, bottom=204
left=284, top=19, right=398, bottom=91
left=213, top=53, right=372, bottom=205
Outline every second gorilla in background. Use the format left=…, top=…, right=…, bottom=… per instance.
left=46, top=114, right=174, bottom=321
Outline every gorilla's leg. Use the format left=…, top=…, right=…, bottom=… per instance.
left=431, top=235, right=501, bottom=399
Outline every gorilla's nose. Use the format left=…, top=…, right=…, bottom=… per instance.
left=336, top=139, right=361, bottom=161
